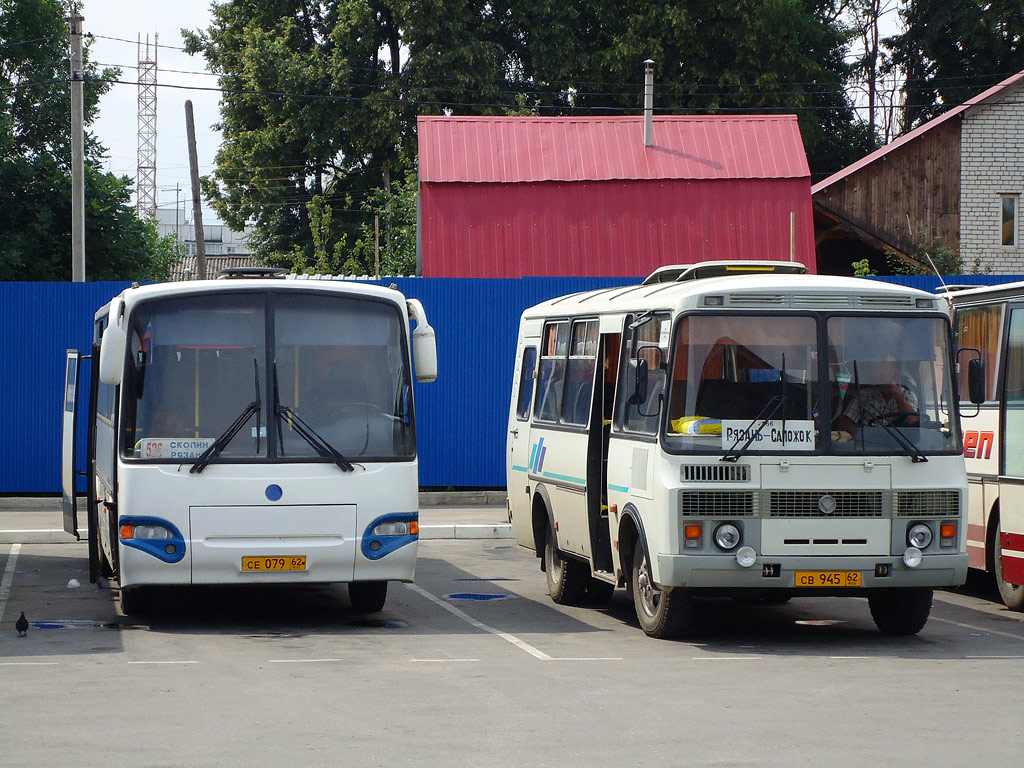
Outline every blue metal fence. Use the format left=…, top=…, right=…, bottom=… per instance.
left=1, top=273, right=1018, bottom=494
left=0, top=277, right=629, bottom=493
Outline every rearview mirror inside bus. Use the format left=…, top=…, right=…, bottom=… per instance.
left=967, top=357, right=985, bottom=405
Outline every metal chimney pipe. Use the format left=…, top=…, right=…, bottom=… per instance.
left=643, top=59, right=655, bottom=147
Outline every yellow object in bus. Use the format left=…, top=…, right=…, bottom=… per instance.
left=670, top=416, right=722, bottom=435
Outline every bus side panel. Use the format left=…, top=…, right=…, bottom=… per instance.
left=963, top=407, right=1000, bottom=569
left=532, top=428, right=591, bottom=559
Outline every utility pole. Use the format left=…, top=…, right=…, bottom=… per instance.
left=69, top=9, right=85, bottom=282
left=185, top=100, right=207, bottom=279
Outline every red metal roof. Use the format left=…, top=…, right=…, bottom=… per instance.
left=812, top=69, right=1024, bottom=194
left=418, top=115, right=810, bottom=184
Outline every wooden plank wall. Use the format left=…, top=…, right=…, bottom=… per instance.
left=814, top=119, right=962, bottom=254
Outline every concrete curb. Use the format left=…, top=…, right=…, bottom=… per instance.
left=0, top=524, right=514, bottom=546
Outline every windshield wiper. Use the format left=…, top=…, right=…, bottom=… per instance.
left=850, top=361, right=928, bottom=462
left=190, top=359, right=262, bottom=474
left=721, top=394, right=785, bottom=463
left=721, top=354, right=788, bottom=463
left=272, top=361, right=354, bottom=472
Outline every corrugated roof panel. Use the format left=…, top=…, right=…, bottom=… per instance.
left=418, top=115, right=810, bottom=183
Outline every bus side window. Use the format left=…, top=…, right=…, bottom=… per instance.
left=515, top=347, right=538, bottom=420
left=534, top=321, right=569, bottom=423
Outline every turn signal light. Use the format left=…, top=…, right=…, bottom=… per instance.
left=119, top=524, right=134, bottom=540
left=684, top=523, right=702, bottom=549
left=940, top=522, right=957, bottom=548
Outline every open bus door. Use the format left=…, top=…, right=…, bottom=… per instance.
left=61, top=350, right=81, bottom=539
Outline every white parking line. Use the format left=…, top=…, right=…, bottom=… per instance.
left=0, top=661, right=59, bottom=666
left=405, top=583, right=553, bottom=660
left=404, top=583, right=620, bottom=662
left=268, top=658, right=344, bottom=664
left=127, top=660, right=199, bottom=665
left=934, top=617, right=1024, bottom=642
left=0, top=543, right=21, bottom=623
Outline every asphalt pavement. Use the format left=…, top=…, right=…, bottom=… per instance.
left=0, top=492, right=512, bottom=544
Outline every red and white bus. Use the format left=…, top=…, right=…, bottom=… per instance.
left=951, top=281, right=1024, bottom=610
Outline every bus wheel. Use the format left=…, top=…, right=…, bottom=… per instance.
left=349, top=581, right=388, bottom=613
left=868, top=588, right=932, bottom=635
left=118, top=587, right=148, bottom=616
left=631, top=539, right=690, bottom=639
left=994, top=518, right=1024, bottom=611
left=543, top=527, right=588, bottom=604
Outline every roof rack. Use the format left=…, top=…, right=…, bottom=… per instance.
left=216, top=267, right=289, bottom=279
left=641, top=260, right=809, bottom=285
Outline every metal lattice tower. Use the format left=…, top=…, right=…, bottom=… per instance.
left=136, top=34, right=158, bottom=216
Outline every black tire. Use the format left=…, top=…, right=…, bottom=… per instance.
left=631, top=539, right=690, bottom=639
left=118, top=586, right=148, bottom=616
left=543, top=526, right=588, bottom=604
left=585, top=577, right=615, bottom=607
left=993, top=517, right=1024, bottom=611
left=868, top=588, right=933, bottom=635
left=349, top=581, right=388, bottom=612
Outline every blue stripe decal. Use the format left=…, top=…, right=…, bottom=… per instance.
left=608, top=484, right=629, bottom=493
left=511, top=464, right=530, bottom=473
left=528, top=443, right=537, bottom=470
left=542, top=471, right=587, bottom=485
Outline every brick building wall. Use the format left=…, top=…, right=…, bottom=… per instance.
left=961, top=89, right=1024, bottom=272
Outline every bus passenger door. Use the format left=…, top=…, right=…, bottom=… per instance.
left=61, top=350, right=81, bottom=539
left=508, top=341, right=539, bottom=548
left=587, top=332, right=620, bottom=575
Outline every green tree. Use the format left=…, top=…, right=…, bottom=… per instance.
left=890, top=0, right=1024, bottom=131
left=0, top=0, right=172, bottom=281
left=187, top=1, right=875, bottom=267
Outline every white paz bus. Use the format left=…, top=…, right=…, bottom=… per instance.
left=506, top=261, right=968, bottom=638
left=62, top=269, right=437, bottom=614
left=949, top=281, right=1024, bottom=610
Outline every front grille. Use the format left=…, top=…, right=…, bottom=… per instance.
left=682, top=464, right=750, bottom=483
left=767, top=490, right=884, bottom=517
left=895, top=490, right=960, bottom=518
left=680, top=491, right=756, bottom=517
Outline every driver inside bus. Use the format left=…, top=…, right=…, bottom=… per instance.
left=832, top=356, right=919, bottom=441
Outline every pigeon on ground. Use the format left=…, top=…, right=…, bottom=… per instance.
left=15, top=611, right=28, bottom=637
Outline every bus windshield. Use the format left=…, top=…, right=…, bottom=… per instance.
left=663, top=313, right=959, bottom=456
left=121, top=291, right=414, bottom=464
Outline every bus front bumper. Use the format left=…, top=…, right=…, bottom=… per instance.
left=655, top=552, right=969, bottom=592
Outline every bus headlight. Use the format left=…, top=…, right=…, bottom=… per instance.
left=903, top=547, right=923, bottom=568
left=907, top=524, right=933, bottom=550
left=713, top=523, right=741, bottom=551
left=372, top=520, right=418, bottom=536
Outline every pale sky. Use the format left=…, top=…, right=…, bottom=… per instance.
left=83, top=0, right=221, bottom=221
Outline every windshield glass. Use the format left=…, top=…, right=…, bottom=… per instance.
left=664, top=315, right=819, bottom=453
left=274, top=293, right=413, bottom=460
left=828, top=315, right=958, bottom=456
left=121, top=291, right=414, bottom=463
left=124, top=294, right=267, bottom=461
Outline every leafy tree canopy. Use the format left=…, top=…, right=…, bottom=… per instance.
left=0, top=0, right=173, bottom=281
left=186, top=0, right=873, bottom=272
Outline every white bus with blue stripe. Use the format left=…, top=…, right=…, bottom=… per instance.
left=62, top=269, right=436, bottom=615
left=506, top=261, right=969, bottom=638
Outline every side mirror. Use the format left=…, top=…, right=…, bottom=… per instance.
left=629, top=358, right=649, bottom=405
left=407, top=299, right=437, bottom=383
left=967, top=358, right=985, bottom=405
left=98, top=300, right=127, bottom=386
